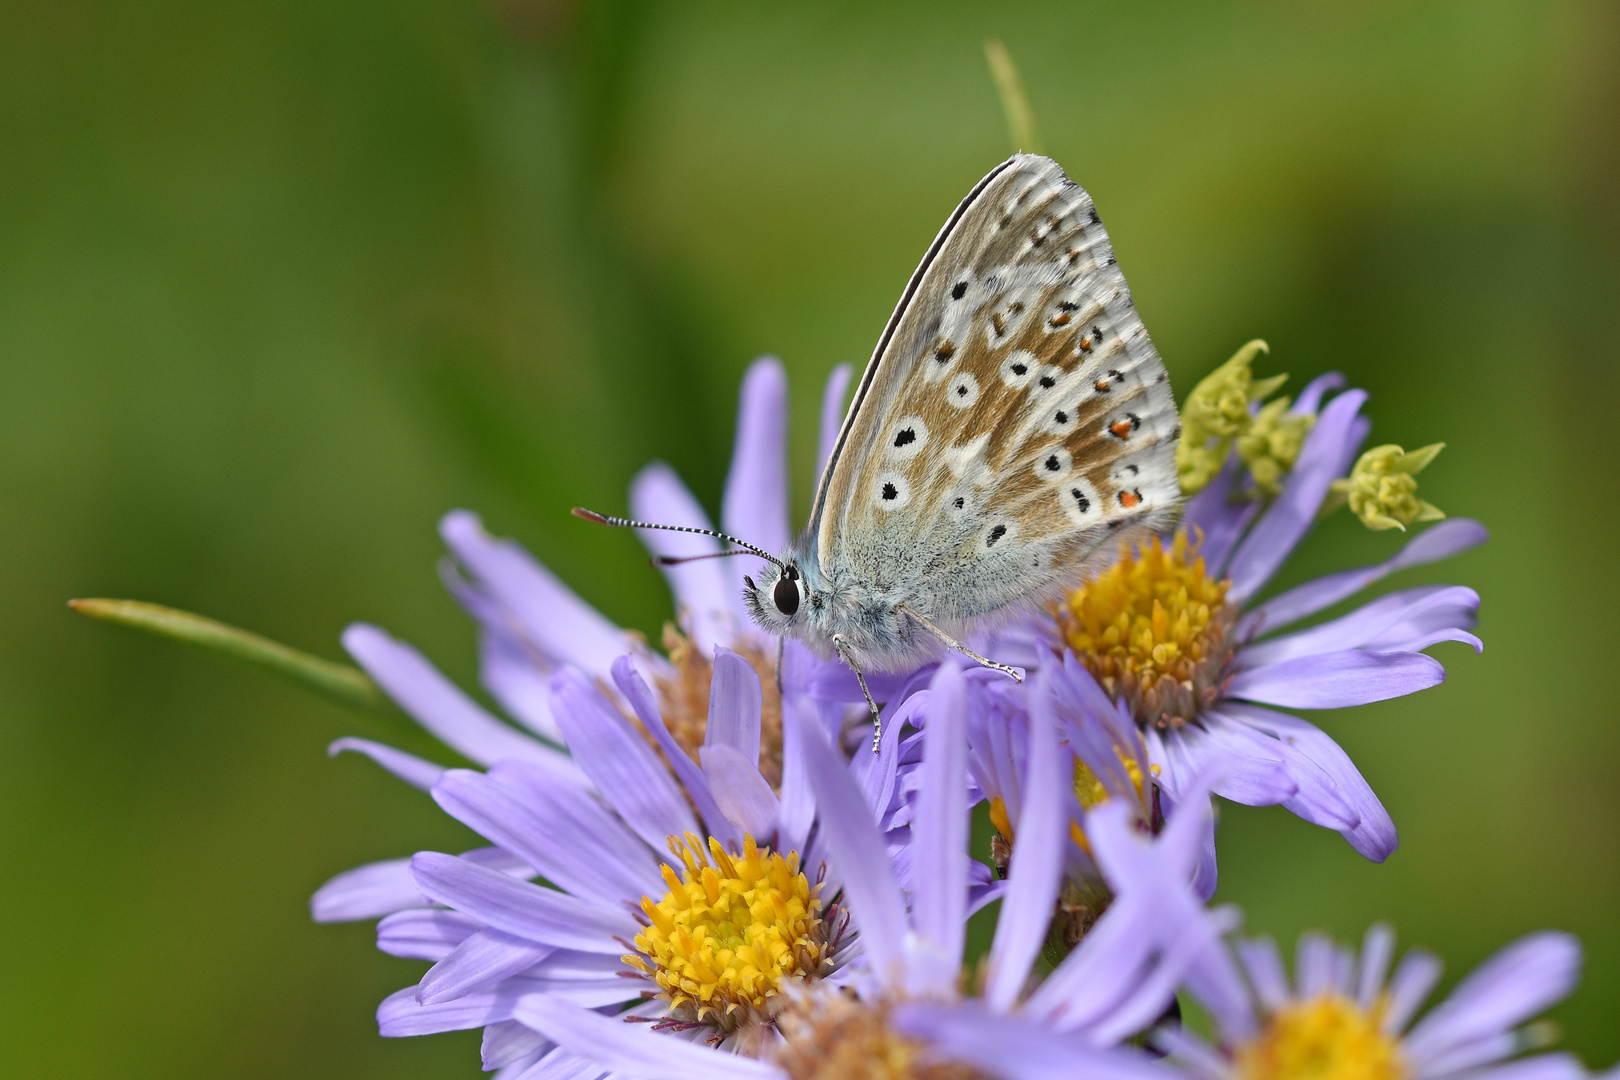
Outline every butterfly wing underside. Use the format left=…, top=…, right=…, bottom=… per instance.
left=811, top=154, right=1179, bottom=625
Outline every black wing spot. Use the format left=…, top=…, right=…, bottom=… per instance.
left=953, top=496, right=964, bottom=510
left=1011, top=361, right=1028, bottom=376
left=1055, top=409, right=1069, bottom=424
left=881, top=482, right=899, bottom=500
left=1070, top=488, right=1090, bottom=513
left=987, top=524, right=1007, bottom=547
left=935, top=342, right=955, bottom=364
left=1088, top=208, right=1101, bottom=225
left=1125, top=463, right=1139, bottom=475
left=956, top=384, right=969, bottom=398
left=1044, top=454, right=1061, bottom=472
left=951, top=280, right=968, bottom=300
left=1059, top=300, right=1079, bottom=311
left=1039, top=375, right=1056, bottom=389
left=893, top=428, right=916, bottom=448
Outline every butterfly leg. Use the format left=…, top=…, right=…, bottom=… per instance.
left=898, top=605, right=1023, bottom=683
left=774, top=634, right=785, bottom=698
left=832, top=634, right=884, bottom=753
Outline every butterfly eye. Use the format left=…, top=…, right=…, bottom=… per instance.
left=772, top=575, right=800, bottom=616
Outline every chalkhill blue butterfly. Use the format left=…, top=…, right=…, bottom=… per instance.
left=579, top=154, right=1181, bottom=744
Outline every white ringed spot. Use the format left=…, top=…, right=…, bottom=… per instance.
left=1000, top=350, right=1038, bottom=389
left=873, top=471, right=912, bottom=511
left=1032, top=446, right=1073, bottom=482
left=946, top=372, right=980, bottom=409
left=1060, top=479, right=1102, bottom=526
left=887, top=417, right=929, bottom=461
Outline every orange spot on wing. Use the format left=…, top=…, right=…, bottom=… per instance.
left=1110, top=420, right=1133, bottom=438
left=1119, top=490, right=1141, bottom=508
left=1094, top=379, right=1110, bottom=392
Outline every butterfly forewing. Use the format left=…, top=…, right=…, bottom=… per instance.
left=814, top=154, right=1179, bottom=624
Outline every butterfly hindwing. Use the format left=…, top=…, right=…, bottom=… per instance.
left=812, top=154, right=1179, bottom=624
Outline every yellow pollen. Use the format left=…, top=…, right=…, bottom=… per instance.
left=1068, top=750, right=1148, bottom=855
left=652, top=625, right=784, bottom=788
left=775, top=994, right=992, bottom=1080
left=1236, top=994, right=1406, bottom=1080
left=628, top=832, right=831, bottom=1032
left=1057, top=531, right=1235, bottom=729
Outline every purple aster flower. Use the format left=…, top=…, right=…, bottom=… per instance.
left=310, top=357, right=955, bottom=1072
left=509, top=663, right=1234, bottom=1080
left=323, top=647, right=909, bottom=1074
left=1023, top=374, right=1486, bottom=861
left=960, top=650, right=1251, bottom=931
left=1160, top=921, right=1586, bottom=1080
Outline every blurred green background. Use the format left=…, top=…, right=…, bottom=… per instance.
left=4, top=0, right=1618, bottom=1075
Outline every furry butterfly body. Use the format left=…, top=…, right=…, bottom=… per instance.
left=743, top=154, right=1181, bottom=678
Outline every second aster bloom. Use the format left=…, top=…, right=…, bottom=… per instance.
left=1161, top=922, right=1585, bottom=1080
left=1044, top=373, right=1486, bottom=860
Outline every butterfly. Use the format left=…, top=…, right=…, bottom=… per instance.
left=578, top=154, right=1180, bottom=744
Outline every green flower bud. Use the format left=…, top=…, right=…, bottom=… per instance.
left=1177, top=339, right=1291, bottom=496
left=1237, top=397, right=1315, bottom=497
left=1327, top=443, right=1447, bottom=531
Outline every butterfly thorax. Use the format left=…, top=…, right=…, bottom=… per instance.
left=744, top=548, right=931, bottom=672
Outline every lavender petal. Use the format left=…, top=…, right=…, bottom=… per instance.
left=1227, top=389, right=1369, bottom=602
left=630, top=462, right=734, bottom=653
left=817, top=363, right=854, bottom=477
left=327, top=737, right=446, bottom=791
left=1221, top=703, right=1397, bottom=859
left=378, top=908, right=482, bottom=961
left=984, top=673, right=1067, bottom=1012
left=1403, top=932, right=1581, bottom=1067
left=419, top=928, right=552, bottom=1005
left=549, top=666, right=699, bottom=849
left=897, top=1003, right=1171, bottom=1080
left=797, top=713, right=909, bottom=984
left=513, top=994, right=786, bottom=1080
left=723, top=358, right=792, bottom=603
left=1226, top=649, right=1445, bottom=709
left=705, top=647, right=763, bottom=768
left=433, top=766, right=661, bottom=906
left=700, top=743, right=779, bottom=838
left=911, top=663, right=970, bottom=977
left=1245, top=518, right=1489, bottom=635
left=411, top=852, right=637, bottom=952
left=610, top=656, right=742, bottom=850
left=483, top=1019, right=554, bottom=1071
left=1241, top=585, right=1479, bottom=666
left=343, top=623, right=586, bottom=781
left=440, top=510, right=627, bottom=680
left=378, top=984, right=518, bottom=1036
left=1384, top=948, right=1444, bottom=1033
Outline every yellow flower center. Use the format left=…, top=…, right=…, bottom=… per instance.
left=775, top=994, right=992, bottom=1080
left=1236, top=994, right=1406, bottom=1080
left=1057, top=531, right=1235, bottom=728
left=654, top=625, right=784, bottom=788
left=625, top=832, right=831, bottom=1031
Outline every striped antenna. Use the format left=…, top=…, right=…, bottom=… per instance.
left=571, top=508, right=785, bottom=571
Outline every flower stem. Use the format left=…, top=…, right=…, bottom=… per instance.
left=69, top=598, right=389, bottom=713
left=985, top=39, right=1043, bottom=155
